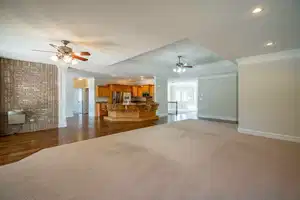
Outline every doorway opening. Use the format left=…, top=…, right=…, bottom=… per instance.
left=168, top=79, right=198, bottom=115
left=74, top=88, right=89, bottom=115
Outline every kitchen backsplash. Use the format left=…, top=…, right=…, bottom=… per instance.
left=95, top=97, right=109, bottom=102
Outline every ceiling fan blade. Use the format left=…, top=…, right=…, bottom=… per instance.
left=72, top=54, right=88, bottom=61
left=32, top=49, right=56, bottom=53
left=184, top=66, right=193, bottom=68
left=49, top=44, right=59, bottom=50
left=80, top=52, right=91, bottom=56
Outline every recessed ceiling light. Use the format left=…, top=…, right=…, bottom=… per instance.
left=252, top=7, right=263, bottom=14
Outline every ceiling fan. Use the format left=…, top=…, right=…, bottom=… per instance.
left=33, top=40, right=91, bottom=65
left=173, top=56, right=193, bottom=73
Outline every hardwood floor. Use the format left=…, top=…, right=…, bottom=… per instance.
left=0, top=112, right=198, bottom=166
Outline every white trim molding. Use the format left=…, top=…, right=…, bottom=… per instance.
left=57, top=65, right=68, bottom=129
left=58, top=123, right=67, bottom=128
left=158, top=113, right=168, bottom=117
left=198, top=115, right=237, bottom=122
left=238, top=128, right=300, bottom=143
left=236, top=49, right=300, bottom=65
left=198, top=72, right=237, bottom=80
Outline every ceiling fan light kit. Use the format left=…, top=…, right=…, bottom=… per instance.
left=50, top=55, right=58, bottom=62
left=173, top=56, right=193, bottom=74
left=33, top=40, right=91, bottom=65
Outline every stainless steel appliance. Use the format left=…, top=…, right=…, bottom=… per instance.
left=123, top=92, right=131, bottom=104
left=112, top=91, right=123, bottom=104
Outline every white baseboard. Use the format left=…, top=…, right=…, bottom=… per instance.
left=169, top=109, right=197, bottom=112
left=198, top=115, right=237, bottom=122
left=58, top=124, right=67, bottom=128
left=158, top=113, right=168, bottom=117
left=238, top=128, right=300, bottom=143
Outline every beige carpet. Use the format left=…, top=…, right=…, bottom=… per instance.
left=0, top=119, right=300, bottom=200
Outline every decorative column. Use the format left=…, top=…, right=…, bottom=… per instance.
left=154, top=77, right=168, bottom=117
left=88, top=78, right=95, bottom=116
left=57, top=65, right=68, bottom=127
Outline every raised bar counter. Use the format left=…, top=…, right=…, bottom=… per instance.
left=104, top=102, right=159, bottom=122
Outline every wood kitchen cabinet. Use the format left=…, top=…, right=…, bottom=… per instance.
left=96, top=102, right=108, bottom=116
left=110, top=84, right=131, bottom=92
left=132, top=86, right=138, bottom=96
left=149, top=85, right=154, bottom=97
left=96, top=84, right=154, bottom=100
left=136, top=85, right=154, bottom=97
left=96, top=86, right=110, bottom=97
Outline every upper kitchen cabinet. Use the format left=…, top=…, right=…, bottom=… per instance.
left=135, top=85, right=154, bottom=97
left=132, top=86, right=138, bottom=96
left=110, top=84, right=131, bottom=92
left=96, top=86, right=110, bottom=97
left=149, top=85, right=154, bottom=97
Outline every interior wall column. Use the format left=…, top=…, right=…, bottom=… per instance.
left=88, top=78, right=95, bottom=116
left=154, top=77, right=168, bottom=117
left=57, top=65, right=68, bottom=127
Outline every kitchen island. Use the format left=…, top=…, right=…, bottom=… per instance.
left=104, top=101, right=159, bottom=122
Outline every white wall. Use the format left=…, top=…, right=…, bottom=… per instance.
left=65, top=72, right=77, bottom=118
left=238, top=53, right=300, bottom=140
left=197, top=73, right=237, bottom=121
left=154, top=77, right=168, bottom=116
left=88, top=78, right=95, bottom=116
left=297, top=65, right=300, bottom=135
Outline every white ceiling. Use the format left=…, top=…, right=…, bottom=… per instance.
left=101, top=39, right=237, bottom=78
left=1, top=0, right=299, bottom=78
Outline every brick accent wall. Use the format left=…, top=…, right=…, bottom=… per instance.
left=0, top=58, right=58, bottom=134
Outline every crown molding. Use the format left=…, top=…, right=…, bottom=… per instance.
left=198, top=72, right=237, bottom=79
left=236, top=49, right=300, bottom=65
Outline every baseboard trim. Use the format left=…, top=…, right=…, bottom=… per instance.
left=238, top=128, right=300, bottom=143
left=58, top=124, right=67, bottom=128
left=158, top=113, right=168, bottom=117
left=198, top=115, right=237, bottom=122
left=169, top=109, right=197, bottom=112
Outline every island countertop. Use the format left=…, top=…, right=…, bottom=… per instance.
left=104, top=102, right=159, bottom=122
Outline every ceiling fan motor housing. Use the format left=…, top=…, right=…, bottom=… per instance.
left=59, top=46, right=73, bottom=54
left=61, top=40, right=70, bottom=46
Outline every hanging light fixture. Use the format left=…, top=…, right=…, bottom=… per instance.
left=50, top=55, right=58, bottom=62
left=173, top=67, right=186, bottom=73
left=63, top=55, right=72, bottom=63
left=172, top=56, right=193, bottom=73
